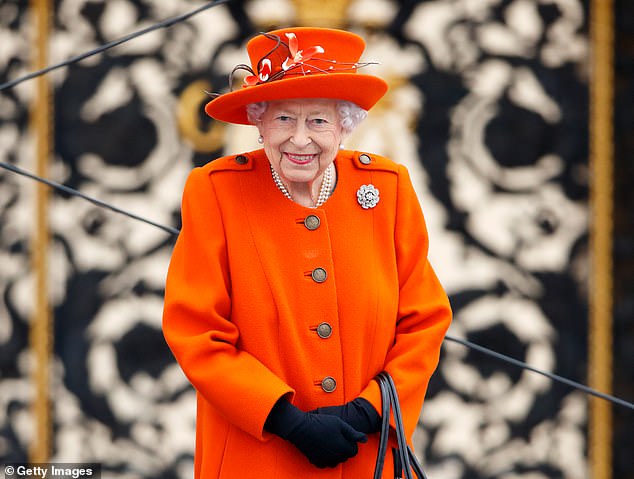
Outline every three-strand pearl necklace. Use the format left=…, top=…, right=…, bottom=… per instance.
left=271, top=163, right=334, bottom=208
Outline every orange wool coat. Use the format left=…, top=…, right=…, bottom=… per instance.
left=162, top=149, right=452, bottom=478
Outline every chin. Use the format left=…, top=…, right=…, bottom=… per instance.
left=280, top=162, right=320, bottom=181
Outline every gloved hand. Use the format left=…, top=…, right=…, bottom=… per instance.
left=265, top=398, right=367, bottom=468
left=311, top=398, right=381, bottom=434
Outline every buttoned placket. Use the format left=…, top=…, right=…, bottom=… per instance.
left=297, top=210, right=343, bottom=397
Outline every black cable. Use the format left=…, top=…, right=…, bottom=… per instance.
left=0, top=161, right=179, bottom=236
left=2, top=158, right=633, bottom=412
left=445, top=334, right=634, bottom=410
left=0, top=0, right=230, bottom=92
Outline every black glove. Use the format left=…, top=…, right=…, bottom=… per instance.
left=265, top=398, right=368, bottom=468
left=311, top=398, right=382, bottom=434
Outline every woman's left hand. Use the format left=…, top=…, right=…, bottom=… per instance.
left=311, top=398, right=381, bottom=434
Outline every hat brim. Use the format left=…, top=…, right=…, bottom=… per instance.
left=205, top=73, right=388, bottom=125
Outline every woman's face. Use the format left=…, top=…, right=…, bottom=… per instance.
left=256, top=98, right=343, bottom=185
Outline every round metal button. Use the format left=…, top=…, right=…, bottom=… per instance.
left=235, top=155, right=248, bottom=165
left=321, top=376, right=337, bottom=393
left=311, top=268, right=327, bottom=283
left=304, top=215, right=321, bottom=230
left=359, top=154, right=372, bottom=165
left=316, top=322, right=332, bottom=339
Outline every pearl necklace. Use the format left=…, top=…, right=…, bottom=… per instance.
left=271, top=163, right=334, bottom=208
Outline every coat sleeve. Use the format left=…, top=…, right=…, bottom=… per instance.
left=162, top=167, right=294, bottom=440
left=359, top=164, right=452, bottom=439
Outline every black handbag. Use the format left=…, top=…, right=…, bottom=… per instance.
left=373, top=372, right=428, bottom=479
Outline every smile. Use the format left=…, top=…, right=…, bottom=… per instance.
left=285, top=153, right=317, bottom=165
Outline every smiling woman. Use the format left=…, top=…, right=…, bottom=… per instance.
left=256, top=98, right=343, bottom=207
left=162, top=27, right=452, bottom=479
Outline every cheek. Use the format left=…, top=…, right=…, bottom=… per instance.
left=261, top=137, right=285, bottom=172
left=320, top=129, right=342, bottom=152
left=263, top=144, right=282, bottom=170
left=261, top=130, right=285, bottom=154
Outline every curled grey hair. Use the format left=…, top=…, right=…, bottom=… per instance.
left=246, top=100, right=368, bottom=135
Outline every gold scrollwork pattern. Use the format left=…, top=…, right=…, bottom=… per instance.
left=177, top=80, right=225, bottom=153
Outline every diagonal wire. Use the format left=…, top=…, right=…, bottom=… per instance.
left=444, top=334, right=634, bottom=410
left=2, top=159, right=634, bottom=411
left=0, top=161, right=179, bottom=236
left=0, top=0, right=230, bottom=92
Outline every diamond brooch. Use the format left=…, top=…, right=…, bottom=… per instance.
left=357, top=184, right=380, bottom=209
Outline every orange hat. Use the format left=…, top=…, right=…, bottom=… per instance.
left=204, top=27, right=388, bottom=125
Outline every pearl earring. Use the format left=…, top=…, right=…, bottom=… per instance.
left=339, top=143, right=344, bottom=150
left=257, top=135, right=264, bottom=144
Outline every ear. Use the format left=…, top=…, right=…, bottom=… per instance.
left=254, top=119, right=264, bottom=137
left=335, top=124, right=350, bottom=147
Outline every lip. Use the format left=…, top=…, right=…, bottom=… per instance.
left=285, top=152, right=318, bottom=165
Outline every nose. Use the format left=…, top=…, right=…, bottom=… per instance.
left=290, top=122, right=312, bottom=148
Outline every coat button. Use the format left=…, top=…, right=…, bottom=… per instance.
left=235, top=155, right=248, bottom=165
left=311, top=268, right=327, bottom=283
left=321, top=376, right=337, bottom=393
left=359, top=154, right=372, bottom=165
left=304, top=215, right=320, bottom=230
left=316, top=322, right=332, bottom=339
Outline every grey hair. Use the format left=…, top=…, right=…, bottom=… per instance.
left=336, top=100, right=368, bottom=134
left=246, top=100, right=367, bottom=135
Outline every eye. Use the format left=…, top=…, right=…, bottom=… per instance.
left=277, top=115, right=292, bottom=122
left=310, top=118, right=329, bottom=126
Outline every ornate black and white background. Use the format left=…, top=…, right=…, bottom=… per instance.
left=0, top=1, right=597, bottom=478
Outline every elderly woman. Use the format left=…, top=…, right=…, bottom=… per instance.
left=162, top=27, right=451, bottom=478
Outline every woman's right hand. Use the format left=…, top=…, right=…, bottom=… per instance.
left=265, top=399, right=367, bottom=468
left=311, top=397, right=381, bottom=434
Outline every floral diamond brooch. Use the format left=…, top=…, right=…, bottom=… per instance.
left=357, top=184, right=380, bottom=209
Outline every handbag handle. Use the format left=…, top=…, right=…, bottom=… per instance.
left=373, top=372, right=428, bottom=479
